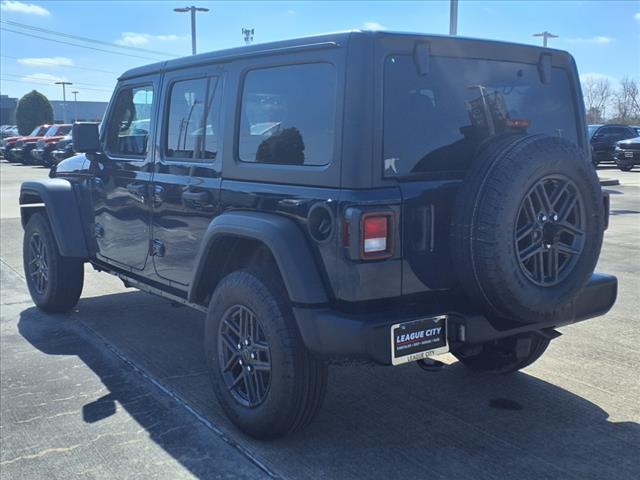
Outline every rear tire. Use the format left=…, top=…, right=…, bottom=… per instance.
left=23, top=212, right=84, bottom=313
left=619, top=165, right=633, bottom=172
left=454, top=333, right=550, bottom=374
left=205, top=269, right=327, bottom=439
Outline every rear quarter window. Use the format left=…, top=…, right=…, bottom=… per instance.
left=238, top=63, right=337, bottom=166
left=383, top=55, right=579, bottom=177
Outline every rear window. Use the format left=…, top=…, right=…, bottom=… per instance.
left=238, top=63, right=336, bottom=166
left=383, top=55, right=579, bottom=177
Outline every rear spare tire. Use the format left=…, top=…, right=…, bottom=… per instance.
left=451, top=135, right=604, bottom=323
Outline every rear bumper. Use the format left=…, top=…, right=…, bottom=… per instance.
left=294, top=273, right=617, bottom=365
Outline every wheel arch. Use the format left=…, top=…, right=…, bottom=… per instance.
left=188, top=212, right=330, bottom=306
left=20, top=179, right=90, bottom=258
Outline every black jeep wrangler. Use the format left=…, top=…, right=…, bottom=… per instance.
left=20, top=31, right=617, bottom=439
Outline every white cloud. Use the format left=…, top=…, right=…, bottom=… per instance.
left=17, top=57, right=73, bottom=67
left=567, top=36, right=614, bottom=45
left=362, top=21, right=385, bottom=31
left=286, top=9, right=295, bottom=15
left=0, top=1, right=50, bottom=15
left=22, top=73, right=68, bottom=84
left=115, top=32, right=182, bottom=47
left=635, top=12, right=640, bottom=21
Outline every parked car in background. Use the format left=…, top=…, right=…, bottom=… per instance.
left=0, top=125, right=19, bottom=138
left=50, top=134, right=74, bottom=164
left=14, top=124, right=72, bottom=164
left=589, top=124, right=637, bottom=165
left=1, top=125, right=50, bottom=162
left=31, top=124, right=73, bottom=166
left=615, top=136, right=640, bottom=171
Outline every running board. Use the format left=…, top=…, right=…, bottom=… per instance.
left=96, top=263, right=207, bottom=313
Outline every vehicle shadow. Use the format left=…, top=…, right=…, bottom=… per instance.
left=18, top=291, right=640, bottom=480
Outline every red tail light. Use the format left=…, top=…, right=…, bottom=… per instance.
left=362, top=213, right=393, bottom=259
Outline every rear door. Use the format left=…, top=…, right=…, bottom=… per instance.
left=90, top=78, right=157, bottom=270
left=150, top=65, right=224, bottom=286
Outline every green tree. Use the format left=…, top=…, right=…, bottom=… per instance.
left=15, top=90, right=54, bottom=135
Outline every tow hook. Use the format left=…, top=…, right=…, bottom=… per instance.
left=416, top=358, right=446, bottom=372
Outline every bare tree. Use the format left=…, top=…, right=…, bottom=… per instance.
left=612, top=77, right=640, bottom=123
left=582, top=76, right=613, bottom=123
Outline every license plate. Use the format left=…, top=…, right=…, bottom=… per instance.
left=625, top=152, right=633, bottom=158
left=391, top=315, right=448, bottom=366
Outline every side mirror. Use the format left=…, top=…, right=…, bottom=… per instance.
left=73, top=122, right=100, bottom=153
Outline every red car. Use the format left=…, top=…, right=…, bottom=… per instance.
left=1, top=125, right=50, bottom=162
left=31, top=124, right=73, bottom=166
left=13, top=124, right=72, bottom=164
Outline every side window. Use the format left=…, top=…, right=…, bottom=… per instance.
left=165, top=76, right=221, bottom=161
left=106, top=85, right=154, bottom=157
left=238, top=63, right=336, bottom=166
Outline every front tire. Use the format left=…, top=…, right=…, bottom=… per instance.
left=619, top=165, right=633, bottom=172
left=205, top=269, right=327, bottom=439
left=23, top=212, right=84, bottom=313
left=453, top=333, right=550, bottom=374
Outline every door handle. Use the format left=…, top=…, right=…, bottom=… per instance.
left=183, top=190, right=209, bottom=204
left=152, top=185, right=165, bottom=206
left=126, top=183, right=147, bottom=201
left=127, top=183, right=147, bottom=196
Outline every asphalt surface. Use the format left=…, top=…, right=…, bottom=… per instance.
left=1, top=159, right=639, bottom=480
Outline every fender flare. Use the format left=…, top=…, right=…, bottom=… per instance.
left=188, top=211, right=329, bottom=305
left=20, top=179, right=89, bottom=258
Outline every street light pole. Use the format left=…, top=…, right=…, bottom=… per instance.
left=72, top=90, right=78, bottom=122
left=174, top=5, right=210, bottom=55
left=449, top=0, right=458, bottom=36
left=54, top=81, right=72, bottom=123
left=533, top=31, right=558, bottom=47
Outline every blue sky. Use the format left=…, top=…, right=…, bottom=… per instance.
left=1, top=0, right=638, bottom=102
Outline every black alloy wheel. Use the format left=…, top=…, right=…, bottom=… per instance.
left=515, top=175, right=586, bottom=287
left=218, top=304, right=272, bottom=408
left=27, top=232, right=49, bottom=295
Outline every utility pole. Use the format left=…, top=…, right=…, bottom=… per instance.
left=449, top=0, right=458, bottom=36
left=55, top=81, right=72, bottom=123
left=174, top=5, right=210, bottom=55
left=72, top=90, right=79, bottom=122
left=533, top=31, right=558, bottom=47
left=242, top=28, right=254, bottom=45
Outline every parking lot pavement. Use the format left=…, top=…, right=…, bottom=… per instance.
left=1, top=159, right=639, bottom=480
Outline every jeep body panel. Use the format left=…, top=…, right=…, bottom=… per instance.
left=20, top=178, right=90, bottom=258
left=189, top=210, right=329, bottom=305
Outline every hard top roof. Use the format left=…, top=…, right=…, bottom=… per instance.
left=119, top=30, right=570, bottom=81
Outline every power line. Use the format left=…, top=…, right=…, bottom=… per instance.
left=0, top=19, right=179, bottom=58
left=2, top=72, right=114, bottom=89
left=1, top=27, right=168, bottom=61
left=0, top=54, right=121, bottom=75
left=0, top=77, right=113, bottom=93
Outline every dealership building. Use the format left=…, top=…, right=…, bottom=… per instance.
left=0, top=95, right=107, bottom=125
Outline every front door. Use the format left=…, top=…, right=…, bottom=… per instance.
left=150, top=68, right=224, bottom=285
left=90, top=79, right=157, bottom=270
